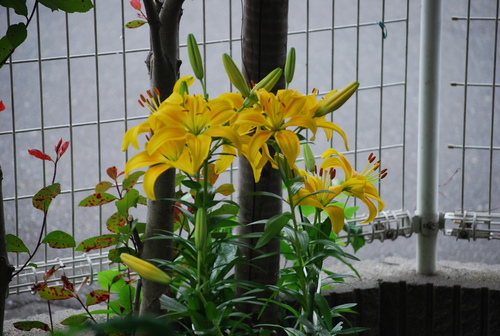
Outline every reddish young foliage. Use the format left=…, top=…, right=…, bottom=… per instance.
left=130, top=0, right=141, bottom=11
left=0, top=100, right=5, bottom=112
left=28, top=149, right=53, bottom=161
left=61, top=274, right=75, bottom=292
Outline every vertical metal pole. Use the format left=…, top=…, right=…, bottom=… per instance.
left=416, top=0, right=442, bottom=275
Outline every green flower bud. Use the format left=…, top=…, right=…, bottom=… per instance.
left=187, top=34, right=204, bottom=80
left=222, top=53, right=252, bottom=97
left=302, top=143, right=316, bottom=173
left=120, top=253, right=171, bottom=285
left=284, top=47, right=296, bottom=86
left=314, top=81, right=359, bottom=118
left=194, top=207, right=207, bottom=252
left=251, top=68, right=283, bottom=93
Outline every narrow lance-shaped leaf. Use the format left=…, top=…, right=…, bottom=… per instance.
left=42, top=230, right=76, bottom=249
left=60, top=315, right=90, bottom=326
left=256, top=212, right=293, bottom=249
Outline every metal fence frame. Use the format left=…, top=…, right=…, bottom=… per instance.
left=1, top=0, right=499, bottom=295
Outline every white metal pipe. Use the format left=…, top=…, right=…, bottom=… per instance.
left=416, top=0, right=442, bottom=275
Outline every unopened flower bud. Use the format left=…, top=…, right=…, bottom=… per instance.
left=222, top=53, right=252, bottom=98
left=187, top=34, right=204, bottom=80
left=120, top=253, right=171, bottom=285
left=314, top=81, right=359, bottom=118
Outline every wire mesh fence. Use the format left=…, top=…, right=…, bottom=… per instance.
left=1, top=0, right=499, bottom=294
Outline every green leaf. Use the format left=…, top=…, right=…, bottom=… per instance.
left=122, top=171, right=144, bottom=190
left=160, top=294, right=188, bottom=313
left=38, top=286, right=74, bottom=300
left=117, top=283, right=135, bottom=315
left=38, top=0, right=94, bottom=12
left=115, top=189, right=140, bottom=215
left=32, top=183, right=60, bottom=212
left=125, top=20, right=147, bottom=28
left=75, top=234, right=120, bottom=252
left=315, top=293, right=333, bottom=330
left=0, top=36, right=14, bottom=65
left=6, top=234, right=30, bottom=253
left=0, top=0, right=28, bottom=16
left=255, top=212, right=292, bottom=249
left=106, top=212, right=127, bottom=233
left=42, top=230, right=76, bottom=249
left=6, top=23, right=27, bottom=48
left=215, top=183, right=235, bottom=196
left=95, top=181, right=113, bottom=193
left=78, top=192, right=118, bottom=207
left=13, top=321, right=50, bottom=332
left=86, top=289, right=110, bottom=306
left=98, top=270, right=125, bottom=292
left=60, top=314, right=90, bottom=325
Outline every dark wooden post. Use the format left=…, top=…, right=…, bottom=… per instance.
left=236, top=0, right=289, bottom=326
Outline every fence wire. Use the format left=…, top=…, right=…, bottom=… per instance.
left=1, top=0, right=498, bottom=294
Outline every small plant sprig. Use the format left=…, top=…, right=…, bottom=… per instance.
left=8, top=139, right=73, bottom=280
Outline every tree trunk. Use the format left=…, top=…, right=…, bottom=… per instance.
left=236, top=0, right=289, bottom=326
left=139, top=0, right=184, bottom=319
left=0, top=165, right=15, bottom=335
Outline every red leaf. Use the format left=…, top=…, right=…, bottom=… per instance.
left=13, top=321, right=50, bottom=332
left=86, top=289, right=110, bottom=306
left=58, top=140, right=69, bottom=157
left=106, top=166, right=118, bottom=180
left=130, top=0, right=141, bottom=10
left=0, top=100, right=5, bottom=112
left=28, top=149, right=53, bottom=161
left=61, top=275, right=75, bottom=292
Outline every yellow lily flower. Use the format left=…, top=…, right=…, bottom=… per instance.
left=293, top=166, right=346, bottom=234
left=320, top=149, right=386, bottom=223
left=122, top=75, right=195, bottom=152
left=303, top=89, right=350, bottom=150
left=235, top=89, right=317, bottom=181
left=147, top=93, right=243, bottom=165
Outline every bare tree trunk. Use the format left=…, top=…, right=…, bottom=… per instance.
left=0, top=165, right=15, bottom=335
left=236, top=0, right=289, bottom=326
left=139, top=0, right=184, bottom=319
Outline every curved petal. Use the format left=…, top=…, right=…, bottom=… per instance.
left=185, top=133, right=211, bottom=173
left=147, top=128, right=187, bottom=154
left=359, top=196, right=378, bottom=224
left=173, top=75, right=195, bottom=93
left=234, top=109, right=268, bottom=127
left=122, top=121, right=151, bottom=151
left=205, top=126, right=242, bottom=152
left=323, top=204, right=345, bottom=234
left=143, top=164, right=171, bottom=200
left=214, top=144, right=236, bottom=174
left=246, top=130, right=272, bottom=160
left=125, top=151, right=165, bottom=174
left=274, top=129, right=300, bottom=167
left=315, top=119, right=349, bottom=150
left=284, top=115, right=318, bottom=134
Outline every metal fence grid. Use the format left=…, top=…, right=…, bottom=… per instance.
left=1, top=0, right=499, bottom=295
